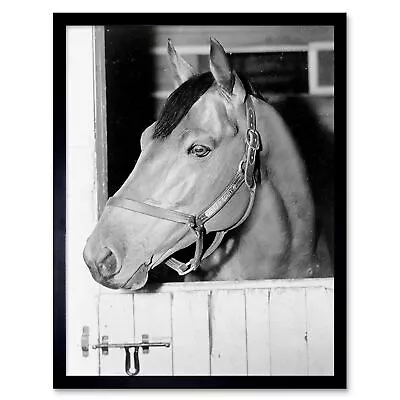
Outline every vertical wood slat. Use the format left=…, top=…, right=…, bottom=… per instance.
left=245, top=289, right=271, bottom=375
left=306, top=287, right=334, bottom=375
left=171, top=291, right=210, bottom=375
left=93, top=26, right=108, bottom=216
left=133, top=293, right=173, bottom=375
left=269, top=287, right=308, bottom=375
left=98, top=294, right=134, bottom=375
left=210, top=290, right=247, bottom=375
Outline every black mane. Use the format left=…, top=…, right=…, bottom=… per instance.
left=153, top=72, right=214, bottom=140
left=153, top=71, right=264, bottom=140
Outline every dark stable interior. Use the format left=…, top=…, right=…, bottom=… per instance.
left=104, top=26, right=333, bottom=284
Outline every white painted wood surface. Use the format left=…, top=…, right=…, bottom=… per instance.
left=210, top=290, right=247, bottom=375
left=133, top=293, right=173, bottom=375
left=98, top=294, right=134, bottom=376
left=269, top=287, right=308, bottom=375
left=172, top=291, right=210, bottom=375
left=95, top=278, right=334, bottom=376
left=66, top=26, right=100, bottom=376
left=306, top=287, right=334, bottom=375
left=245, top=289, right=271, bottom=375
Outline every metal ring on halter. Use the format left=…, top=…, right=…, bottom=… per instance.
left=238, top=159, right=246, bottom=174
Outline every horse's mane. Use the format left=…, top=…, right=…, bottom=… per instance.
left=153, top=71, right=264, bottom=140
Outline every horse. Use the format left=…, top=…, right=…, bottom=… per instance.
left=83, top=38, right=333, bottom=290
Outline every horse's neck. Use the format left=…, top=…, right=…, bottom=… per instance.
left=193, top=98, right=316, bottom=281
left=255, top=98, right=316, bottom=274
left=196, top=182, right=293, bottom=280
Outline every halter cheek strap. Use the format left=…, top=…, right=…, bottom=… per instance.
left=106, top=96, right=261, bottom=276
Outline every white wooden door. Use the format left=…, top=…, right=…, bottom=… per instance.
left=96, top=279, right=334, bottom=376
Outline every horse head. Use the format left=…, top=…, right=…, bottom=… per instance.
left=83, top=38, right=261, bottom=290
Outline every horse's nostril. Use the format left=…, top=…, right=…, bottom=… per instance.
left=95, top=247, right=119, bottom=278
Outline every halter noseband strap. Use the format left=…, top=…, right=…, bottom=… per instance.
left=106, top=95, right=261, bottom=276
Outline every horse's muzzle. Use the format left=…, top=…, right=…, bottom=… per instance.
left=94, top=247, right=120, bottom=278
left=83, top=242, right=150, bottom=289
left=83, top=244, right=121, bottom=283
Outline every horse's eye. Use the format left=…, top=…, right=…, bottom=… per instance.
left=189, top=144, right=211, bottom=158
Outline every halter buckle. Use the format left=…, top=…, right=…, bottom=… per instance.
left=246, top=128, right=260, bottom=150
left=164, top=257, right=196, bottom=276
left=243, top=128, right=260, bottom=190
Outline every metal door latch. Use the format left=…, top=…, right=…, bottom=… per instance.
left=81, top=326, right=170, bottom=376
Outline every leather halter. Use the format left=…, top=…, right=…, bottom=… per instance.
left=106, top=96, right=261, bottom=276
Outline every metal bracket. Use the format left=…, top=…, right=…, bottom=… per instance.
left=81, top=326, right=90, bottom=357
left=81, top=327, right=170, bottom=376
left=100, top=335, right=109, bottom=356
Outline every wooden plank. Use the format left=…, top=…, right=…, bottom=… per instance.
left=93, top=26, right=108, bottom=216
left=152, top=43, right=309, bottom=55
left=98, top=294, right=134, bottom=376
left=245, top=289, right=271, bottom=375
left=152, top=25, right=334, bottom=47
left=66, top=26, right=101, bottom=376
left=171, top=291, right=210, bottom=375
left=326, top=287, right=334, bottom=312
left=210, top=290, right=247, bottom=375
left=306, top=287, right=334, bottom=375
left=269, top=287, right=308, bottom=375
left=133, top=293, right=173, bottom=375
left=137, top=278, right=333, bottom=293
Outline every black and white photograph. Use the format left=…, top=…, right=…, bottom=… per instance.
left=54, top=14, right=346, bottom=389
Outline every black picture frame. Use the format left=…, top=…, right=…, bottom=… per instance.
left=54, top=12, right=347, bottom=389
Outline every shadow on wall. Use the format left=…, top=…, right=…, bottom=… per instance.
left=272, top=96, right=334, bottom=272
left=105, top=26, right=156, bottom=197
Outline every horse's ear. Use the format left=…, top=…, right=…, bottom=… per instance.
left=167, top=39, right=196, bottom=88
left=209, top=37, right=233, bottom=93
left=209, top=38, right=246, bottom=102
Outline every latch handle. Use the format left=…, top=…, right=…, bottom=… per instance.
left=124, top=347, right=140, bottom=376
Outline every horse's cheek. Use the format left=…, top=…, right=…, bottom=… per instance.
left=159, top=167, right=197, bottom=207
